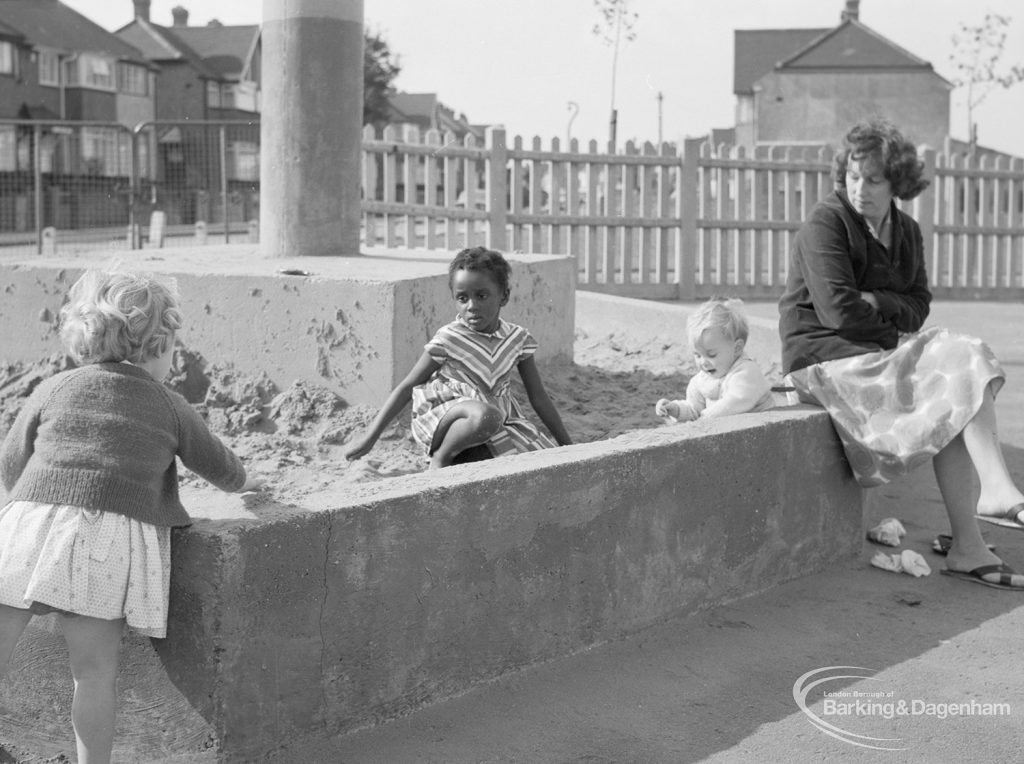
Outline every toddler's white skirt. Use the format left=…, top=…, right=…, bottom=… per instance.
left=0, top=501, right=171, bottom=638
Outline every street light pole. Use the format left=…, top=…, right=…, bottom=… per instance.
left=567, top=101, right=579, bottom=146
left=657, top=91, right=663, bottom=146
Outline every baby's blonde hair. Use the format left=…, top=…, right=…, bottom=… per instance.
left=60, top=269, right=182, bottom=364
left=686, top=297, right=749, bottom=347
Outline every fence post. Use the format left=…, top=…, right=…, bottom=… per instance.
left=220, top=125, right=230, bottom=244
left=678, top=138, right=702, bottom=301
left=41, top=226, right=56, bottom=255
left=33, top=124, right=43, bottom=255
left=486, top=126, right=508, bottom=251
left=917, top=146, right=936, bottom=261
left=129, top=125, right=138, bottom=249
left=149, top=210, right=166, bottom=247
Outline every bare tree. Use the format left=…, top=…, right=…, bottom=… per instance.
left=949, top=13, right=1024, bottom=152
left=592, top=0, right=637, bottom=150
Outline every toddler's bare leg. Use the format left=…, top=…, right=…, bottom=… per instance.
left=61, top=614, right=124, bottom=764
left=0, top=604, right=32, bottom=678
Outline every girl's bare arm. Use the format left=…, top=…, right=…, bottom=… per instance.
left=517, top=357, right=572, bottom=446
left=345, top=351, right=440, bottom=460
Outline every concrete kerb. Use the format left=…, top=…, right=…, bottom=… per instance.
left=149, top=408, right=859, bottom=760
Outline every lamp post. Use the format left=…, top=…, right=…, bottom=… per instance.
left=567, top=101, right=579, bottom=146
left=657, top=91, right=663, bottom=146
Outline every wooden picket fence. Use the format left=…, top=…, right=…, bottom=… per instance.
left=361, top=125, right=1024, bottom=300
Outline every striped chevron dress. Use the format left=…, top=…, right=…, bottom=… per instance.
left=410, top=317, right=556, bottom=458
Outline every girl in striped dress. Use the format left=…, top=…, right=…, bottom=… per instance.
left=345, top=247, right=572, bottom=469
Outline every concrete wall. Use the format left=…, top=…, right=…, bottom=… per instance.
left=177, top=409, right=864, bottom=759
left=1, top=406, right=861, bottom=761
left=0, top=248, right=575, bottom=406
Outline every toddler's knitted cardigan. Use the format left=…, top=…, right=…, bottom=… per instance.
left=0, top=362, right=245, bottom=527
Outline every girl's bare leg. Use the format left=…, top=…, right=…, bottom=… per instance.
left=430, top=401, right=503, bottom=469
left=0, top=604, right=33, bottom=678
left=60, top=614, right=124, bottom=764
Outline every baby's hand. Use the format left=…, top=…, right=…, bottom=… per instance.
left=655, top=399, right=679, bottom=419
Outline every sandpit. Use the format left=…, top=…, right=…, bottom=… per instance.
left=1, top=320, right=761, bottom=507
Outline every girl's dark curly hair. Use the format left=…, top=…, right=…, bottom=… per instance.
left=448, top=246, right=511, bottom=295
left=832, top=117, right=930, bottom=200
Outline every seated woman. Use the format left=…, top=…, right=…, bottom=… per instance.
left=779, top=116, right=1024, bottom=590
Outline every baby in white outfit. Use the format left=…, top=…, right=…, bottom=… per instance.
left=655, top=297, right=774, bottom=422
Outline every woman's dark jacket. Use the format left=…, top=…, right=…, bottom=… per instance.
left=778, top=189, right=932, bottom=375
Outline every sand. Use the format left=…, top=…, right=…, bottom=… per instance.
left=0, top=323, right=722, bottom=507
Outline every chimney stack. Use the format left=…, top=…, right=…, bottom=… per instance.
left=841, top=0, right=860, bottom=22
left=133, top=0, right=150, bottom=22
left=171, top=6, right=189, bottom=26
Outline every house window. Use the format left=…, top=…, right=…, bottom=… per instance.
left=118, top=62, right=148, bottom=95
left=228, top=141, right=259, bottom=180
left=736, top=96, right=754, bottom=124
left=77, top=54, right=115, bottom=90
left=0, top=41, right=16, bottom=75
left=38, top=50, right=60, bottom=86
left=0, top=126, right=16, bottom=171
left=223, top=81, right=259, bottom=112
left=206, top=81, right=222, bottom=108
left=81, top=127, right=128, bottom=176
left=136, top=135, right=151, bottom=179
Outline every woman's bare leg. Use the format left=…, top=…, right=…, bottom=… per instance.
left=935, top=433, right=1024, bottom=584
left=61, top=614, right=124, bottom=764
left=429, top=401, right=503, bottom=469
left=0, top=604, right=32, bottom=678
left=962, top=383, right=1024, bottom=520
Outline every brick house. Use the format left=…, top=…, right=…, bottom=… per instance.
left=733, top=0, right=952, bottom=151
left=0, top=0, right=156, bottom=230
left=115, top=0, right=260, bottom=122
left=114, top=0, right=260, bottom=225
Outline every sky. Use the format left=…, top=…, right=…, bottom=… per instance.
left=63, top=0, right=1024, bottom=157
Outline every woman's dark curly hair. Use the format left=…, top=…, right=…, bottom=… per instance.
left=448, top=246, right=511, bottom=295
left=832, top=117, right=930, bottom=200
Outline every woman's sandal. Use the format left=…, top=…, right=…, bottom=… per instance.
left=931, top=534, right=995, bottom=556
left=975, top=504, right=1024, bottom=532
left=941, top=564, right=1024, bottom=591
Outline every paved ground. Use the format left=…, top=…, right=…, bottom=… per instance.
left=281, top=300, right=1024, bottom=763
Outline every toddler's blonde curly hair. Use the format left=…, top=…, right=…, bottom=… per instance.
left=59, top=269, right=182, bottom=365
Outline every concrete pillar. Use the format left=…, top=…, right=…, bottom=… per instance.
left=261, top=0, right=364, bottom=256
